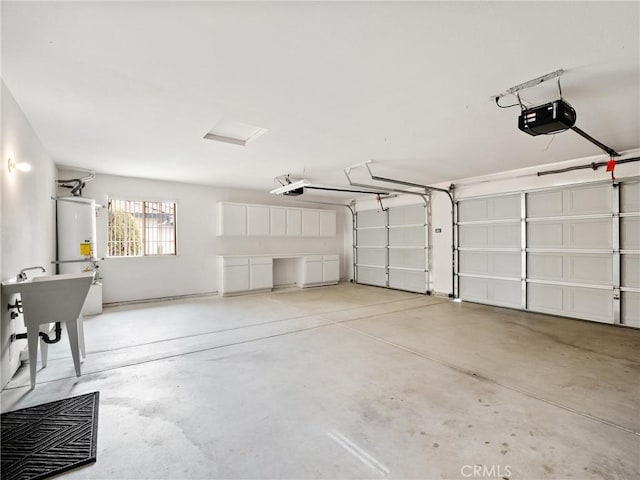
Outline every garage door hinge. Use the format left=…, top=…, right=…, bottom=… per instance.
left=613, top=288, right=621, bottom=301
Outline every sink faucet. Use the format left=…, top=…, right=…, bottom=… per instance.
left=17, top=266, right=46, bottom=282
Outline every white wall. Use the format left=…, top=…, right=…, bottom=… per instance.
left=57, top=171, right=349, bottom=303
left=1, top=81, right=58, bottom=387
left=353, top=150, right=640, bottom=296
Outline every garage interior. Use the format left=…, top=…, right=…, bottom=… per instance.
left=1, top=2, right=639, bottom=480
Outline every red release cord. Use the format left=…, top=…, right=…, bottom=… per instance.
left=606, top=157, right=616, bottom=181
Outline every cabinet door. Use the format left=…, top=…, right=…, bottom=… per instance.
left=301, top=210, right=320, bottom=236
left=270, top=208, right=286, bottom=236
left=224, top=265, right=249, bottom=292
left=250, top=262, right=273, bottom=290
left=305, top=258, right=324, bottom=284
left=286, top=209, right=301, bottom=236
left=219, top=203, right=247, bottom=236
left=247, top=206, right=270, bottom=236
left=323, top=260, right=339, bottom=282
left=319, top=210, right=336, bottom=237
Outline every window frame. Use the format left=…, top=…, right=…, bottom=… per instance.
left=107, top=197, right=178, bottom=258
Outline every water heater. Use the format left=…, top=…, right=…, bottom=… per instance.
left=56, top=197, right=102, bottom=314
left=57, top=197, right=97, bottom=272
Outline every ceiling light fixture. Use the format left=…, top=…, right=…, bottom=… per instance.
left=7, top=158, right=31, bottom=173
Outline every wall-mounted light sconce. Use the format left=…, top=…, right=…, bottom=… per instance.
left=7, top=158, right=31, bottom=173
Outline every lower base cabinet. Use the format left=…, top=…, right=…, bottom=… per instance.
left=219, top=254, right=339, bottom=295
left=297, top=255, right=340, bottom=287
left=250, top=258, right=273, bottom=290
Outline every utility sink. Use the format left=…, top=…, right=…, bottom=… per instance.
left=2, top=271, right=95, bottom=388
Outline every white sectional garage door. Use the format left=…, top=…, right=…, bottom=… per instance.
left=457, top=180, right=638, bottom=327
left=621, top=182, right=640, bottom=327
left=356, top=204, right=429, bottom=293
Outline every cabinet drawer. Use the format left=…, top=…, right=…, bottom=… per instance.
left=223, top=257, right=249, bottom=267
left=250, top=257, right=273, bottom=266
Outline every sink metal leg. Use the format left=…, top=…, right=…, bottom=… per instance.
left=65, top=318, right=82, bottom=377
left=78, top=315, right=86, bottom=359
left=26, top=324, right=39, bottom=389
left=40, top=337, right=48, bottom=368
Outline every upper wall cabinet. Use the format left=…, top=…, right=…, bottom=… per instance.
left=270, top=208, right=287, bottom=236
left=217, top=203, right=247, bottom=236
left=217, top=202, right=336, bottom=237
left=301, top=210, right=320, bottom=236
left=247, top=206, right=270, bottom=236
left=286, top=209, right=302, bottom=236
left=320, top=210, right=337, bottom=236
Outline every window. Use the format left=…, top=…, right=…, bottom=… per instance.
left=108, top=199, right=176, bottom=256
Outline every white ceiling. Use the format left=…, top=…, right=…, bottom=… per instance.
left=2, top=1, right=639, bottom=194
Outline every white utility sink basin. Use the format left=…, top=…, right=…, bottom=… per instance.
left=2, top=271, right=95, bottom=388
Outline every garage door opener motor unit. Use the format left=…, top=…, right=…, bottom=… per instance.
left=518, top=99, right=576, bottom=136
left=494, top=69, right=620, bottom=157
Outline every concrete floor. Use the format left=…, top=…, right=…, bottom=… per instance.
left=1, top=284, right=639, bottom=479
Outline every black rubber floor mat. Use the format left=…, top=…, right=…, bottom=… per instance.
left=1, top=391, right=99, bottom=480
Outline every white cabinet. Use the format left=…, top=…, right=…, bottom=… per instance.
left=323, top=255, right=340, bottom=282
left=301, top=210, right=320, bottom=236
left=299, top=255, right=324, bottom=286
left=217, top=202, right=336, bottom=238
left=220, top=254, right=339, bottom=294
left=270, top=208, right=286, bottom=236
left=297, top=254, right=339, bottom=287
left=286, top=209, right=302, bottom=236
left=320, top=211, right=337, bottom=237
left=250, top=258, right=273, bottom=290
left=217, top=203, right=246, bottom=236
left=247, top=206, right=270, bottom=236
left=219, top=257, right=249, bottom=294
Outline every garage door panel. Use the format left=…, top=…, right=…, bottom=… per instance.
left=356, top=266, right=386, bottom=287
left=492, top=224, right=521, bottom=247
left=568, top=288, right=614, bottom=323
left=528, top=283, right=564, bottom=313
left=567, top=254, right=613, bottom=285
left=459, top=224, right=520, bottom=248
left=528, top=185, right=611, bottom=217
left=620, top=183, right=640, bottom=213
left=527, top=190, right=564, bottom=218
left=357, top=210, right=386, bottom=228
left=621, top=217, right=640, bottom=250
left=389, top=248, right=425, bottom=269
left=389, top=269, right=426, bottom=293
left=388, top=205, right=425, bottom=226
left=622, top=292, right=640, bottom=327
left=527, top=223, right=564, bottom=248
left=458, top=198, right=488, bottom=222
left=528, top=219, right=612, bottom=249
left=460, top=277, right=521, bottom=308
left=357, top=228, right=386, bottom=246
left=388, top=226, right=425, bottom=246
left=356, top=248, right=386, bottom=267
left=459, top=251, right=520, bottom=278
left=460, top=276, right=487, bottom=301
left=565, top=184, right=612, bottom=215
left=528, top=253, right=564, bottom=280
left=528, top=284, right=614, bottom=323
left=568, top=220, right=612, bottom=249
left=458, top=195, right=519, bottom=222
left=621, top=254, right=640, bottom=288
left=459, top=225, right=488, bottom=247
